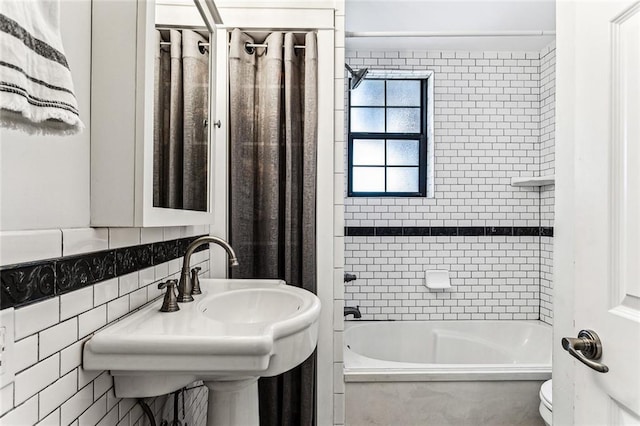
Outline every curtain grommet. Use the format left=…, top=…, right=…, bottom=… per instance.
left=198, top=41, right=209, bottom=55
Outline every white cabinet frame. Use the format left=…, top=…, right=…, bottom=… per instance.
left=91, top=0, right=217, bottom=227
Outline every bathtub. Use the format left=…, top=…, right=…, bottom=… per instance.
left=344, top=321, right=551, bottom=426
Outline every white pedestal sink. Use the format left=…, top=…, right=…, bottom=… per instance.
left=83, top=279, right=321, bottom=426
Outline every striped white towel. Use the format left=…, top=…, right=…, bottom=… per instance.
left=0, top=0, right=83, bottom=135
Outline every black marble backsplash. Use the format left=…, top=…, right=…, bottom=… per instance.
left=0, top=235, right=208, bottom=310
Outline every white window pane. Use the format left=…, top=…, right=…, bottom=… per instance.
left=350, top=80, right=385, bottom=106
left=353, top=167, right=385, bottom=192
left=353, top=139, right=385, bottom=165
left=387, top=80, right=421, bottom=106
left=351, top=108, right=385, bottom=132
left=387, top=140, right=419, bottom=166
left=387, top=167, right=419, bottom=192
left=387, top=108, right=420, bottom=133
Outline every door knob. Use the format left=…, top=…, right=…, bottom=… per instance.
left=561, top=329, right=609, bottom=373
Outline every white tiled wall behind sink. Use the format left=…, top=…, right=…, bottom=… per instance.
left=0, top=226, right=211, bottom=425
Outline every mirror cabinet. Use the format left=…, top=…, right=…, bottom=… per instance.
left=91, top=0, right=220, bottom=227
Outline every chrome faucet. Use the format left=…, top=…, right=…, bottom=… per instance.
left=177, top=235, right=240, bottom=302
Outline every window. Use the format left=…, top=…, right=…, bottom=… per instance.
left=348, top=74, right=431, bottom=197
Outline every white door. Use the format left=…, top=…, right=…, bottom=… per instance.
left=555, top=1, right=640, bottom=425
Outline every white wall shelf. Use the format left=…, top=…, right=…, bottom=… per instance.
left=511, top=175, right=555, bottom=187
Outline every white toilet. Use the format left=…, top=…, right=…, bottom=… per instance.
left=539, top=379, right=553, bottom=426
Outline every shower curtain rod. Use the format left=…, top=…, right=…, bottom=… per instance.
left=245, top=42, right=306, bottom=49
left=156, top=26, right=206, bottom=31
left=223, top=42, right=306, bottom=49
left=346, top=30, right=556, bottom=38
left=158, top=41, right=304, bottom=49
left=160, top=41, right=210, bottom=46
left=219, top=27, right=330, bottom=32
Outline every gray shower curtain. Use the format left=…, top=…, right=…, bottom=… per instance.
left=153, top=29, right=209, bottom=211
left=229, top=28, right=318, bottom=426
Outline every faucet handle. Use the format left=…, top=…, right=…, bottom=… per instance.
left=191, top=267, right=202, bottom=295
left=159, top=279, right=179, bottom=312
left=158, top=279, right=177, bottom=290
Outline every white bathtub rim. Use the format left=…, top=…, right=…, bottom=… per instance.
left=344, top=366, right=552, bottom=382
left=343, top=320, right=552, bottom=382
left=345, top=319, right=551, bottom=329
left=344, top=348, right=552, bottom=370
left=344, top=349, right=552, bottom=382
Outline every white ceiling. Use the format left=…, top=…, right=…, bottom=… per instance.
left=345, top=0, right=556, bottom=51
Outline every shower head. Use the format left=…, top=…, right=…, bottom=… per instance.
left=345, top=64, right=369, bottom=90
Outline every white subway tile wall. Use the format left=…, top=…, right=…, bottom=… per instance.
left=0, top=226, right=211, bottom=425
left=539, top=42, right=556, bottom=325
left=0, top=230, right=62, bottom=266
left=14, top=298, right=60, bottom=341
left=107, top=228, right=141, bottom=249
left=61, top=228, right=109, bottom=257
left=0, top=384, right=13, bottom=417
left=39, top=319, right=78, bottom=360
left=333, top=4, right=347, bottom=424
left=345, top=235, right=540, bottom=320
left=14, top=354, right=59, bottom=405
left=345, top=50, right=542, bottom=228
left=60, top=286, right=95, bottom=321
left=540, top=237, right=554, bottom=324
left=38, top=370, right=77, bottom=421
left=0, top=395, right=38, bottom=425
left=343, top=45, right=555, bottom=322
left=12, top=335, right=38, bottom=374
left=539, top=43, right=556, bottom=180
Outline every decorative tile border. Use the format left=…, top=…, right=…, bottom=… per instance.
left=57, top=249, right=116, bottom=294
left=0, top=261, right=57, bottom=308
left=345, top=226, right=554, bottom=237
left=0, top=235, right=209, bottom=310
left=116, top=244, right=152, bottom=276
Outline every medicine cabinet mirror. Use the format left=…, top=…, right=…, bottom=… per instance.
left=90, top=0, right=222, bottom=227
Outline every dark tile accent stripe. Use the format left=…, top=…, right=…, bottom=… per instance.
left=0, top=235, right=209, bottom=310
left=514, top=227, right=541, bottom=236
left=458, top=226, right=485, bottom=236
left=486, top=226, right=514, bottom=236
left=541, top=227, right=554, bottom=237
left=116, top=244, right=153, bottom=276
left=153, top=239, right=174, bottom=264
left=375, top=227, right=403, bottom=236
left=57, top=250, right=116, bottom=295
left=0, top=261, right=56, bottom=309
left=431, top=227, right=458, bottom=236
left=345, top=227, right=375, bottom=237
left=345, top=226, right=554, bottom=238
left=402, top=227, right=430, bottom=237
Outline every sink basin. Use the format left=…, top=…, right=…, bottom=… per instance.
left=200, top=288, right=305, bottom=324
left=83, top=278, right=321, bottom=407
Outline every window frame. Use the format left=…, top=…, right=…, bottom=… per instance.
left=347, top=77, right=430, bottom=197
